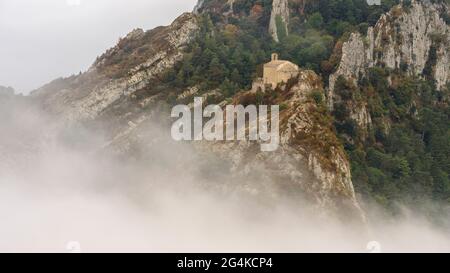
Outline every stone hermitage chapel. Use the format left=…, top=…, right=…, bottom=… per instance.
left=252, top=53, right=300, bottom=92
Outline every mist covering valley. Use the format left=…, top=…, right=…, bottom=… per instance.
left=0, top=96, right=449, bottom=253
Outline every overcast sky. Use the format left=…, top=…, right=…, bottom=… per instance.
left=0, top=0, right=197, bottom=94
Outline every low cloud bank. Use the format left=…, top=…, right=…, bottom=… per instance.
left=0, top=102, right=449, bottom=253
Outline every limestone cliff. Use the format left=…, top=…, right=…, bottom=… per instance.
left=269, top=0, right=290, bottom=42
left=329, top=0, right=450, bottom=109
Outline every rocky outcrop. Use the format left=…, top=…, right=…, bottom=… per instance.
left=280, top=71, right=360, bottom=213
left=329, top=0, right=450, bottom=108
left=269, top=0, right=290, bottom=42
left=328, top=32, right=369, bottom=108
left=31, top=13, right=199, bottom=123
left=196, top=70, right=365, bottom=220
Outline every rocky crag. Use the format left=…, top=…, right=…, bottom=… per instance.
left=329, top=0, right=449, bottom=107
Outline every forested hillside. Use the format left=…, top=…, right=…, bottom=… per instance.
left=168, top=0, right=450, bottom=214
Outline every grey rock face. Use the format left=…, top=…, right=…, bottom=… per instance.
left=269, top=0, right=290, bottom=42
left=329, top=0, right=450, bottom=108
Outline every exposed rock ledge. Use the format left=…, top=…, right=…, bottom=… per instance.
left=329, top=0, right=450, bottom=108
